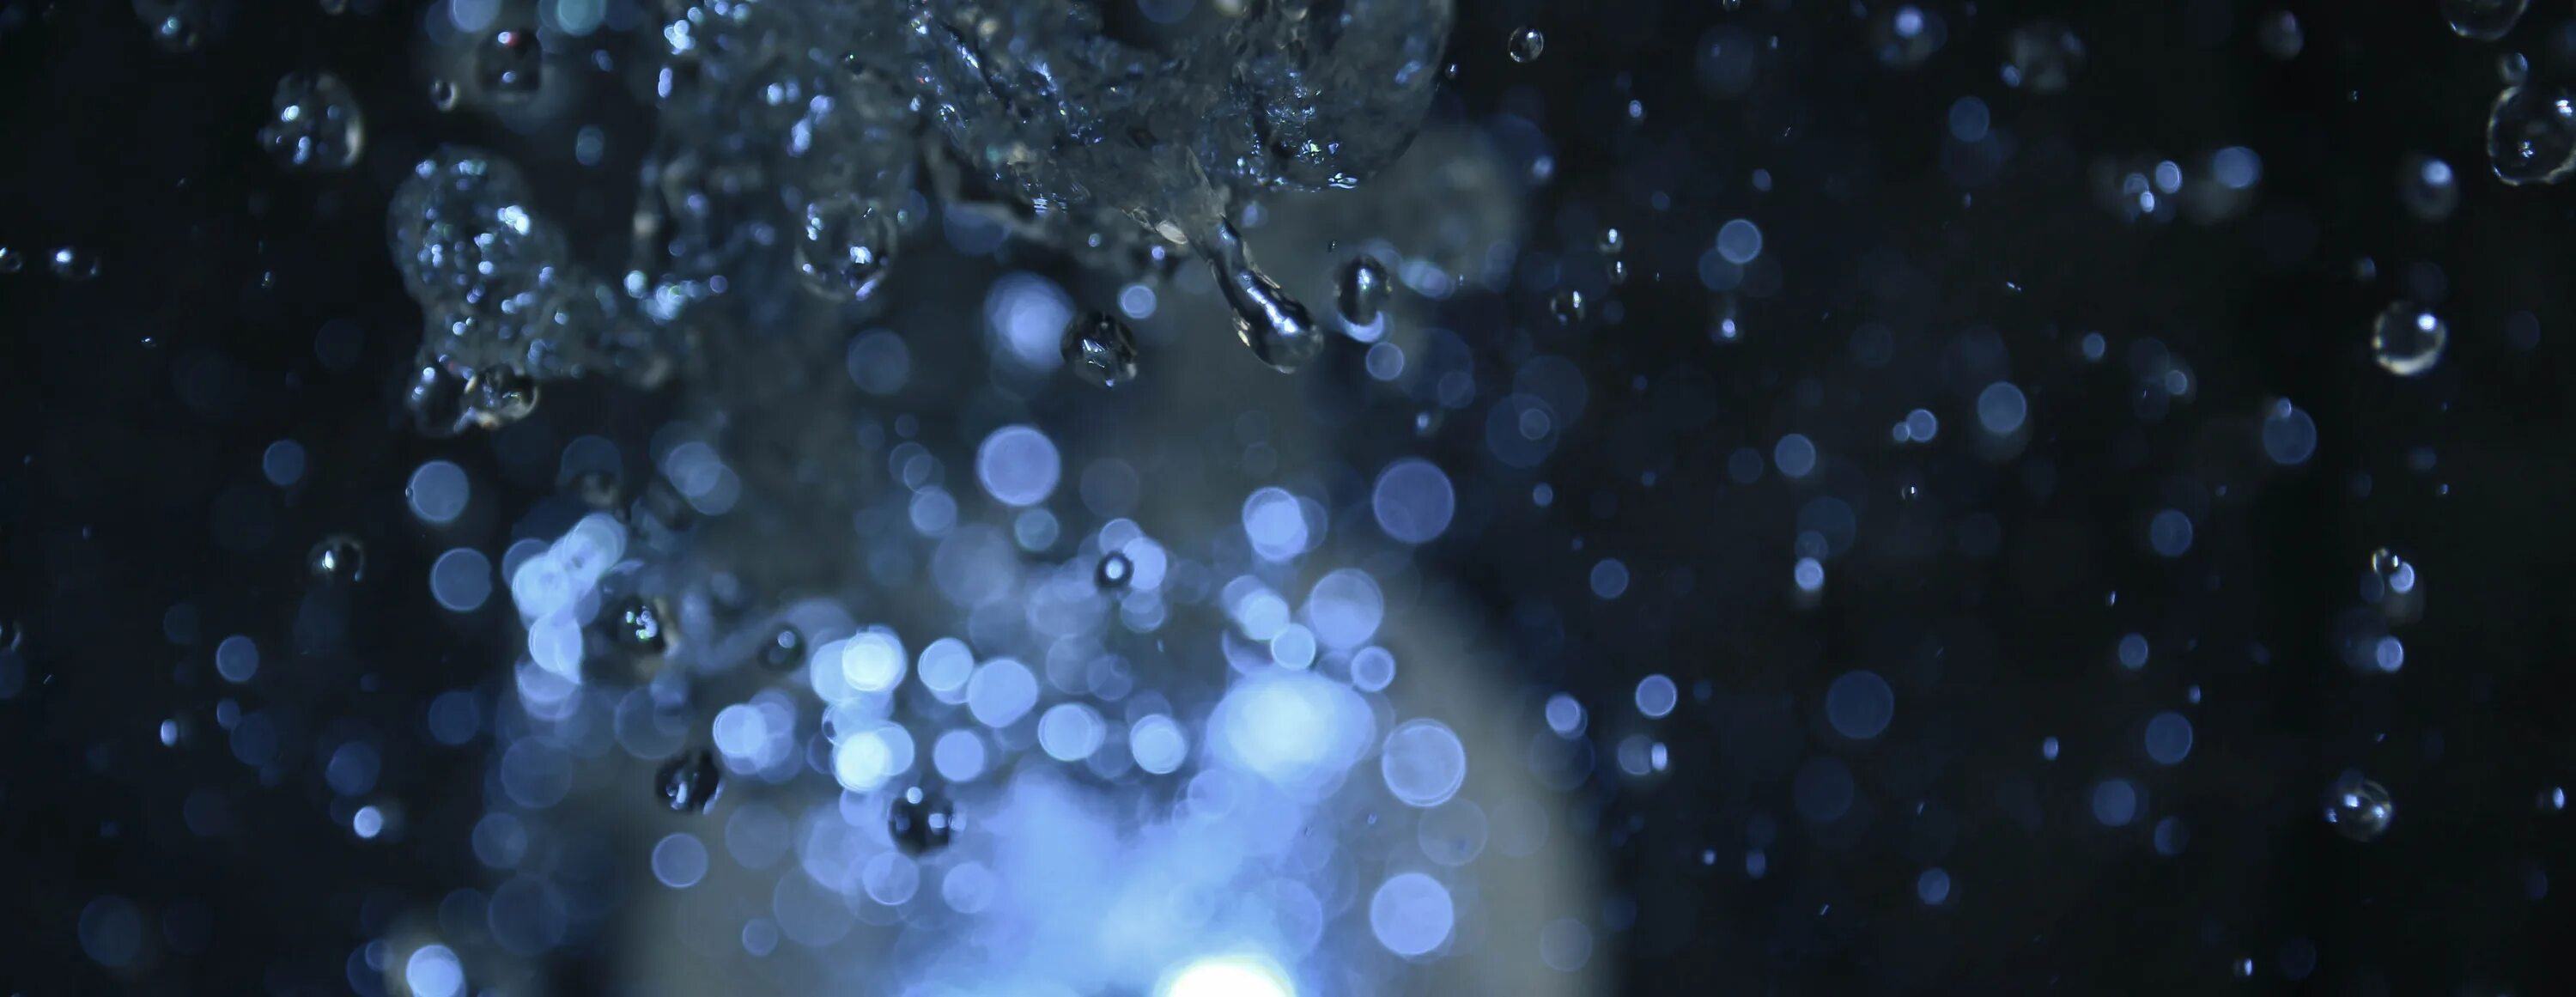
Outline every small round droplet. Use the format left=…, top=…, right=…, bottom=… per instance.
left=890, top=786, right=955, bottom=852
left=2368, top=548, right=2416, bottom=593
left=794, top=195, right=897, bottom=301
left=428, top=79, right=461, bottom=112
left=2257, top=11, right=2304, bottom=60
left=475, top=27, right=544, bottom=100
left=2323, top=777, right=2394, bottom=842
left=135, top=0, right=203, bottom=52
left=2002, top=21, right=2085, bottom=94
left=1096, top=551, right=1133, bottom=590
left=462, top=367, right=539, bottom=430
left=2486, top=84, right=2576, bottom=185
left=1060, top=312, right=1140, bottom=387
left=50, top=247, right=100, bottom=281
left=307, top=534, right=366, bottom=585
left=1549, top=289, right=1588, bottom=325
left=655, top=748, right=722, bottom=814
left=612, top=599, right=670, bottom=655
left=2439, top=0, right=2527, bottom=42
left=1598, top=228, right=1625, bottom=255
left=757, top=627, right=805, bottom=671
left=2396, top=154, right=2458, bottom=222
left=258, top=71, right=367, bottom=172
left=2369, top=301, right=2448, bottom=377
left=1508, top=27, right=1546, bottom=64
left=1336, top=255, right=1392, bottom=326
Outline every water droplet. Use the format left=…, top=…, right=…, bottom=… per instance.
left=2541, top=786, right=2566, bottom=812
left=1200, top=222, right=1323, bottom=372
left=2323, top=776, right=2394, bottom=841
left=1336, top=255, right=1392, bottom=326
left=2397, top=154, right=2458, bottom=222
left=890, top=786, right=955, bottom=852
left=757, top=627, right=805, bottom=671
left=135, top=0, right=202, bottom=52
left=655, top=748, right=722, bottom=814
left=1867, top=4, right=1946, bottom=70
left=2500, top=52, right=2530, bottom=85
left=2486, top=84, right=2576, bottom=185
left=307, top=534, right=366, bottom=585
left=404, top=364, right=470, bottom=438
left=2369, top=301, right=2449, bottom=377
left=462, top=367, right=538, bottom=430
left=794, top=195, right=897, bottom=301
left=1508, top=27, right=1546, bottom=64
left=1096, top=551, right=1133, bottom=590
left=2439, top=0, right=2526, bottom=41
left=2002, top=21, right=2085, bottom=94
left=1598, top=228, right=1625, bottom=255
left=1549, top=288, right=1588, bottom=325
left=49, top=247, right=100, bottom=281
left=1060, top=312, right=1140, bottom=387
left=474, top=27, right=544, bottom=100
left=2257, top=11, right=2304, bottom=60
left=2369, top=548, right=2417, bottom=594
left=610, top=599, right=670, bottom=656
left=0, top=247, right=20, bottom=274
left=258, top=71, right=366, bottom=172
left=428, top=79, right=461, bottom=112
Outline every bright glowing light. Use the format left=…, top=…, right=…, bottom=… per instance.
left=1157, top=953, right=1296, bottom=997
left=1368, top=872, right=1455, bottom=957
left=1212, top=669, right=1373, bottom=799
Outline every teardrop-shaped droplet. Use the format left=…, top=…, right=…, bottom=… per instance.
left=1060, top=311, right=1141, bottom=387
left=1199, top=222, right=1324, bottom=372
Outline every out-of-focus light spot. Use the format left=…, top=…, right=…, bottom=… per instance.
left=1826, top=670, right=1895, bottom=740
left=2042, top=736, right=2061, bottom=761
left=1350, top=646, right=1397, bottom=692
left=2148, top=509, right=2194, bottom=557
left=933, top=728, right=988, bottom=781
left=975, top=425, right=1061, bottom=507
left=1371, top=459, right=1455, bottom=544
left=1118, top=283, right=1158, bottom=320
left=845, top=330, right=911, bottom=397
left=1368, top=872, right=1455, bottom=957
left=653, top=833, right=708, bottom=888
left=2081, top=331, right=2107, bottom=362
left=2211, top=146, right=2263, bottom=189
left=1418, top=799, right=1489, bottom=866
left=838, top=630, right=907, bottom=694
left=1947, top=97, right=1990, bottom=142
left=1716, top=219, right=1764, bottom=264
left=1037, top=702, right=1104, bottom=762
left=408, top=459, right=470, bottom=525
left=406, top=945, right=465, bottom=997
left=966, top=658, right=1038, bottom=728
left=1589, top=558, right=1630, bottom=599
left=263, top=440, right=306, bottom=487
left=2117, top=633, right=2149, bottom=669
left=78, top=897, right=143, bottom=968
left=1539, top=917, right=1594, bottom=971
left=216, top=635, right=259, bottom=683
left=862, top=851, right=919, bottom=905
left=1917, top=867, right=1953, bottom=905
left=1242, top=488, right=1316, bottom=561
left=1903, top=408, right=1939, bottom=442
left=2373, top=635, right=2404, bottom=673
left=2154, top=815, right=2190, bottom=855
left=831, top=725, right=913, bottom=792
left=918, top=638, right=974, bottom=700
left=430, top=548, right=493, bottom=612
left=1634, top=674, right=1678, bottom=718
left=1364, top=342, right=1406, bottom=380
left=1544, top=693, right=1586, bottom=737
left=325, top=741, right=381, bottom=796
left=2262, top=399, right=2318, bottom=465
left=1793, top=556, right=1825, bottom=592
left=2092, top=777, right=2142, bottom=826
left=1773, top=434, right=1817, bottom=477
left=1381, top=719, right=1467, bottom=806
left=1213, top=669, right=1373, bottom=799
left=1976, top=381, right=2028, bottom=435
left=2144, top=711, right=2194, bottom=764
left=1305, top=569, right=1384, bottom=649
left=1157, top=952, right=1295, bottom=997
left=1131, top=714, right=1189, bottom=775
left=352, top=806, right=385, bottom=838
left=983, top=271, right=1074, bottom=370
left=1794, top=757, right=1856, bottom=820
left=941, top=860, right=996, bottom=913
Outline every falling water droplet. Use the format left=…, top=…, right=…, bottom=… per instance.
left=428, top=79, right=461, bottom=112
left=1060, top=312, right=1141, bottom=387
left=890, top=786, right=956, bottom=852
left=1550, top=289, right=1588, bottom=325
left=2369, top=301, right=2448, bottom=377
left=794, top=195, right=897, bottom=301
left=1199, top=222, right=1324, bottom=372
left=49, top=247, right=100, bottom=281
left=307, top=534, right=367, bottom=585
left=2486, top=84, right=2576, bottom=185
left=1508, top=27, right=1546, bottom=64
left=656, top=748, right=723, bottom=814
left=2323, top=776, right=2394, bottom=841
left=1336, top=255, right=1392, bottom=326
left=1096, top=551, right=1133, bottom=590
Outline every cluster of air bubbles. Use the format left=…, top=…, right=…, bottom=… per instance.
left=1336, top=255, right=1393, bottom=327
left=2001, top=21, right=2084, bottom=93
left=1509, top=26, right=1546, bottom=64
left=2486, top=84, right=2576, bottom=185
left=793, top=195, right=898, bottom=302
left=471, top=27, right=543, bottom=102
left=258, top=72, right=365, bottom=173
left=307, top=534, right=365, bottom=585
left=1060, top=313, right=1140, bottom=388
left=2439, top=0, right=2528, bottom=41
left=2370, top=301, right=2450, bottom=376
left=2397, top=154, right=2459, bottom=221
left=2324, top=776, right=2395, bottom=841
left=654, top=748, right=722, bottom=814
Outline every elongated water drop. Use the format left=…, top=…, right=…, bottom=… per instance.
left=1200, top=222, right=1324, bottom=372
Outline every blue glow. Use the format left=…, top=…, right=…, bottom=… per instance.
left=1917, top=866, right=1952, bottom=905
left=263, top=440, right=307, bottom=487
left=1773, top=434, right=1817, bottom=477
left=2211, top=146, right=2263, bottom=189
left=2148, top=509, right=2194, bottom=557
left=2374, top=636, right=2404, bottom=673
left=1544, top=693, right=1585, bottom=737
left=968, top=658, right=1040, bottom=728
left=652, top=833, right=708, bottom=888
left=1304, top=568, right=1384, bottom=649
left=404, top=945, right=464, bottom=997
left=1976, top=381, right=2028, bottom=435
left=1825, top=670, right=1895, bottom=740
left=1349, top=647, right=1396, bottom=692
left=2117, top=633, right=2149, bottom=669
left=1367, top=872, right=1454, bottom=957
left=1716, top=218, right=1764, bottom=264
left=1947, top=97, right=1990, bottom=142
left=1157, top=952, right=1295, bottom=997
left=1634, top=674, right=1678, bottom=718
left=430, top=548, right=493, bottom=612
left=1380, top=719, right=1467, bottom=806
left=1130, top=714, right=1189, bottom=774
left=216, top=635, right=259, bottom=683
left=1038, top=702, right=1105, bottom=762
left=1794, top=557, right=1825, bottom=592
left=2144, top=711, right=2194, bottom=764
left=2092, top=778, right=2142, bottom=826
left=975, top=425, right=1062, bottom=508
left=1242, top=487, right=1316, bottom=562
left=934, top=728, right=990, bottom=781
left=2261, top=399, right=2318, bottom=465
left=2154, top=815, right=2190, bottom=855
left=983, top=271, right=1074, bottom=369
left=1370, top=459, right=1455, bottom=544
left=1212, top=670, right=1372, bottom=799
left=1119, top=283, right=1159, bottom=320
left=1589, top=558, right=1630, bottom=599
left=407, top=459, right=470, bottom=524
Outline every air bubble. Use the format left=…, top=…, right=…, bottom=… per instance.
left=1060, top=312, right=1141, bottom=388
left=2486, top=84, right=2576, bottom=185
left=2323, top=776, right=2394, bottom=841
left=258, top=72, right=366, bottom=173
left=1549, top=289, right=1587, bottom=325
left=1096, top=551, right=1134, bottom=590
left=428, top=79, right=461, bottom=112
left=2439, top=0, right=2527, bottom=41
left=655, top=748, right=722, bottom=814
left=2397, top=155, right=2458, bottom=222
left=1509, top=27, right=1546, bottom=64
left=2370, top=301, right=2448, bottom=376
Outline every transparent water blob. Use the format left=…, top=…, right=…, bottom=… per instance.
left=2396, top=154, right=2458, bottom=221
left=794, top=195, right=897, bottom=302
left=2500, top=52, right=2530, bottom=85
left=428, top=79, right=461, bottom=112
left=462, top=366, right=538, bottom=430
left=889, top=786, right=956, bottom=853
left=2323, top=776, right=2394, bottom=841
left=1550, top=288, right=1588, bottom=325
left=1868, top=3, right=1947, bottom=70
left=655, top=748, right=722, bottom=814
left=2002, top=21, right=2084, bottom=94
left=2439, top=0, right=2527, bottom=42
left=307, top=534, right=366, bottom=585
left=2486, top=84, right=2576, bottom=185
left=258, top=72, right=366, bottom=173
left=472, top=27, right=544, bottom=101
left=1060, top=312, right=1140, bottom=388
left=1201, top=223, right=1325, bottom=372
left=1337, top=255, right=1392, bottom=326
left=2369, top=301, right=2449, bottom=377
left=1509, top=27, right=1546, bottom=64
